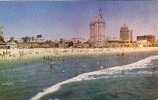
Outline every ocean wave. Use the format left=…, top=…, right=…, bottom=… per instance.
left=31, top=55, right=158, bottom=100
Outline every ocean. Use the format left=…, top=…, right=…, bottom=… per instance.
left=41, top=75, right=158, bottom=100
left=0, top=51, right=158, bottom=100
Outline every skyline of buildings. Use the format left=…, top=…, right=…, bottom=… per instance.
left=0, top=7, right=156, bottom=44
left=0, top=1, right=157, bottom=40
left=0, top=2, right=157, bottom=48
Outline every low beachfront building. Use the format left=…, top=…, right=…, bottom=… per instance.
left=107, top=40, right=135, bottom=48
left=6, top=38, right=17, bottom=49
left=137, top=35, right=156, bottom=47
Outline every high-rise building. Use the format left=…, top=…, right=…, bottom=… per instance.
left=89, top=9, right=106, bottom=47
left=120, top=24, right=133, bottom=42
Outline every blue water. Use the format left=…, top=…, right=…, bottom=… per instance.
left=0, top=51, right=158, bottom=100
left=42, top=75, right=158, bottom=100
left=41, top=56, right=158, bottom=100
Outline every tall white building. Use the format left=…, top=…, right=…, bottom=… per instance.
left=89, top=9, right=106, bottom=47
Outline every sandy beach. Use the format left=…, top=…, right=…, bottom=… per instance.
left=0, top=47, right=158, bottom=60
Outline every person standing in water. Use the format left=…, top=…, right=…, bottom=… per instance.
left=49, top=62, right=54, bottom=70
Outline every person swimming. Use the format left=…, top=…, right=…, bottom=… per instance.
left=49, top=62, right=55, bottom=71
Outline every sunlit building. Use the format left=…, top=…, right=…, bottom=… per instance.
left=137, top=35, right=155, bottom=43
left=137, top=35, right=156, bottom=47
left=89, top=9, right=106, bottom=47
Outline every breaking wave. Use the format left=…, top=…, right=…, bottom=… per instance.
left=31, top=55, right=158, bottom=100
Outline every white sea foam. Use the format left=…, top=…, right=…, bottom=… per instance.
left=31, top=55, right=158, bottom=100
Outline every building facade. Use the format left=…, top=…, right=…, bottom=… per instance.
left=137, top=35, right=155, bottom=42
left=137, top=35, right=156, bottom=47
left=89, top=9, right=106, bottom=47
left=120, top=24, right=133, bottom=42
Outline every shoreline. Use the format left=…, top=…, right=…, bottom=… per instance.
left=0, top=47, right=158, bottom=60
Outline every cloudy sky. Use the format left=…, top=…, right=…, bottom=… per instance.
left=0, top=0, right=158, bottom=40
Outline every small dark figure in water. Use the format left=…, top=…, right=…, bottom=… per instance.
left=121, top=52, right=125, bottom=56
left=49, top=63, right=53, bottom=70
left=116, top=52, right=125, bottom=56
left=49, top=62, right=56, bottom=72
left=121, top=70, right=125, bottom=75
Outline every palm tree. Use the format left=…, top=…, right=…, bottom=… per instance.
left=22, top=36, right=31, bottom=43
left=0, top=26, right=4, bottom=36
left=0, top=35, right=4, bottom=43
left=36, top=34, right=42, bottom=38
left=0, top=26, right=5, bottom=43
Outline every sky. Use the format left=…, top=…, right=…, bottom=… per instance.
left=0, top=0, right=158, bottom=40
